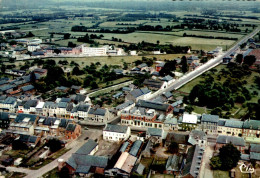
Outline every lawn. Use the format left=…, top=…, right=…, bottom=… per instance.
left=5, top=172, right=26, bottom=178
left=42, top=167, right=59, bottom=178
left=213, top=170, right=229, bottom=178
left=47, top=53, right=185, bottom=67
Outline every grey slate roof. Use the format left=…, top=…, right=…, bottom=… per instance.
left=161, top=75, right=173, bottom=82
left=129, top=88, right=151, bottom=99
left=3, top=97, right=16, bottom=105
left=67, top=154, right=108, bottom=172
left=23, top=100, right=38, bottom=109
left=143, top=79, right=164, bottom=89
left=250, top=144, right=260, bottom=153
left=75, top=139, right=98, bottom=155
left=129, top=140, right=143, bottom=157
left=147, top=128, right=162, bottom=137
left=116, top=100, right=134, bottom=110
left=218, top=119, right=226, bottom=126
left=77, top=104, right=90, bottom=112
left=15, top=113, right=37, bottom=123
left=241, top=154, right=250, bottom=161
left=224, top=120, right=243, bottom=128
left=21, top=85, right=34, bottom=92
left=66, top=123, right=76, bottom=132
left=217, top=135, right=246, bottom=147
left=120, top=142, right=129, bottom=152
left=0, top=85, right=15, bottom=92
left=163, top=91, right=173, bottom=99
left=58, top=102, right=67, bottom=108
left=250, top=152, right=260, bottom=161
left=43, top=117, right=56, bottom=126
left=136, top=100, right=170, bottom=112
left=103, top=124, right=128, bottom=134
left=166, top=155, right=180, bottom=171
left=74, top=94, right=86, bottom=103
left=201, top=114, right=219, bottom=123
left=243, top=120, right=260, bottom=130
left=88, top=108, right=106, bottom=116
left=0, top=112, right=9, bottom=121
left=134, top=163, right=145, bottom=175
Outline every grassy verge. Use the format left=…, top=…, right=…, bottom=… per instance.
left=213, top=170, right=229, bottom=178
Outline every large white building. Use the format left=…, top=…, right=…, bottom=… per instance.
left=81, top=45, right=107, bottom=56
left=103, top=124, right=131, bottom=141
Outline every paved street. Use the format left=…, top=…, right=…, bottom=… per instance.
left=200, top=144, right=214, bottom=178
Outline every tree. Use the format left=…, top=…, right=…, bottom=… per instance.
left=219, top=143, right=241, bottom=170
left=181, top=56, right=188, bottom=73
left=54, top=49, right=61, bottom=55
left=210, top=156, right=222, bottom=170
left=168, top=142, right=179, bottom=154
left=185, top=105, right=194, bottom=114
left=1, top=64, right=6, bottom=74
left=72, top=66, right=83, bottom=75
left=9, top=40, right=17, bottom=45
left=90, top=81, right=98, bottom=89
left=68, top=41, right=76, bottom=48
left=58, top=166, right=70, bottom=178
left=64, top=33, right=71, bottom=39
left=48, top=138, right=62, bottom=153
left=243, top=55, right=256, bottom=66
left=27, top=31, right=35, bottom=37
left=12, top=140, right=28, bottom=150
left=30, top=72, right=37, bottom=83
left=235, top=54, right=243, bottom=64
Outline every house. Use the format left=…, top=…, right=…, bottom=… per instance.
left=187, top=55, right=199, bottom=65
left=74, top=139, right=98, bottom=156
left=87, top=107, right=112, bottom=122
left=146, top=128, right=163, bottom=145
left=143, top=79, right=167, bottom=91
left=33, top=68, right=47, bottom=77
left=65, top=123, right=81, bottom=140
left=200, top=114, right=219, bottom=135
left=0, top=97, right=17, bottom=112
left=18, top=100, right=38, bottom=114
left=136, top=100, right=173, bottom=115
left=18, top=134, right=41, bottom=148
left=161, top=75, right=175, bottom=85
left=163, top=114, right=178, bottom=131
left=165, top=155, right=181, bottom=174
left=9, top=113, right=38, bottom=135
left=249, top=144, right=260, bottom=162
left=188, top=130, right=207, bottom=148
left=155, top=62, right=165, bottom=72
left=182, top=145, right=204, bottom=178
left=216, top=135, right=246, bottom=153
left=115, top=100, right=135, bottom=116
left=180, top=113, right=198, bottom=131
left=165, top=132, right=188, bottom=148
left=66, top=155, right=108, bottom=176
left=133, top=163, right=145, bottom=175
left=223, top=56, right=232, bottom=64
left=71, top=85, right=82, bottom=93
left=243, top=119, right=260, bottom=138
left=56, top=86, right=70, bottom=93
left=110, top=152, right=137, bottom=177
left=103, top=124, right=131, bottom=141
left=121, top=107, right=163, bottom=129
left=42, top=102, right=57, bottom=117
left=162, top=91, right=173, bottom=100
left=129, top=140, right=143, bottom=157
left=125, top=88, right=151, bottom=102
left=113, top=92, right=123, bottom=99
left=0, top=112, right=10, bottom=129
left=217, top=119, right=243, bottom=137
left=21, top=85, right=35, bottom=94
left=72, top=104, right=91, bottom=120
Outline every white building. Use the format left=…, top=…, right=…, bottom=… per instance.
left=103, top=124, right=131, bottom=141
left=28, top=44, right=40, bottom=52
left=182, top=113, right=198, bottom=124
left=81, top=45, right=107, bottom=56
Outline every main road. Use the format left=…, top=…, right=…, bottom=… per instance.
left=148, top=27, right=260, bottom=100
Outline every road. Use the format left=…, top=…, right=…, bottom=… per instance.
left=148, top=27, right=260, bottom=100
left=199, top=144, right=214, bottom=178
left=6, top=129, right=102, bottom=178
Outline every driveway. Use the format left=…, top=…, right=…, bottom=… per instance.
left=199, top=144, right=214, bottom=178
